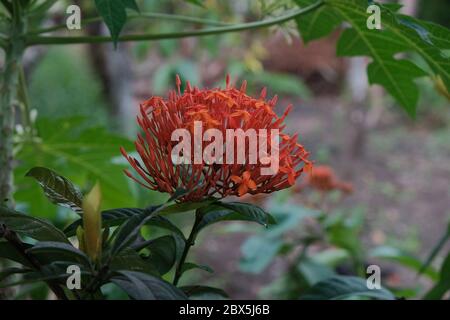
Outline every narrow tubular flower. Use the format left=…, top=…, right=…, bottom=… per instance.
left=121, top=75, right=312, bottom=202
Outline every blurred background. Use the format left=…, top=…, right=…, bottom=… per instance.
left=5, top=0, right=450, bottom=299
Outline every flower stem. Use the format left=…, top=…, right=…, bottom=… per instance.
left=25, top=1, right=324, bottom=46
left=173, top=211, right=202, bottom=286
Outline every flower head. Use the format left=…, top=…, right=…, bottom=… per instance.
left=297, top=165, right=353, bottom=194
left=121, top=75, right=312, bottom=202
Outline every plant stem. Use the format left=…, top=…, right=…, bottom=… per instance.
left=173, top=211, right=202, bottom=286
left=0, top=1, right=26, bottom=207
left=25, top=1, right=324, bottom=46
left=29, top=12, right=231, bottom=35
left=0, top=224, right=68, bottom=300
left=17, top=64, right=33, bottom=133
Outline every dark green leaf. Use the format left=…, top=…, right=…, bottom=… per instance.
left=240, top=235, right=283, bottom=274
left=424, top=252, right=450, bottom=299
left=111, top=190, right=187, bottom=256
left=196, top=201, right=276, bottom=233
left=300, top=275, right=395, bottom=300
left=419, top=223, right=450, bottom=276
left=185, top=0, right=204, bottom=8
left=0, top=206, right=69, bottom=243
left=330, top=0, right=427, bottom=116
left=180, top=262, right=213, bottom=276
left=65, top=209, right=185, bottom=240
left=110, top=248, right=159, bottom=276
left=25, top=166, right=83, bottom=215
left=112, top=271, right=187, bottom=300
left=0, top=267, right=32, bottom=283
left=94, top=0, right=127, bottom=46
left=138, top=235, right=177, bottom=275
left=0, top=262, right=77, bottom=289
left=180, top=285, right=228, bottom=300
left=27, top=241, right=91, bottom=267
left=0, top=241, right=33, bottom=267
left=161, top=199, right=217, bottom=215
left=294, top=0, right=342, bottom=43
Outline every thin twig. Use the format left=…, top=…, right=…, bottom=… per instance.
left=25, top=1, right=324, bottom=46
left=29, top=12, right=231, bottom=35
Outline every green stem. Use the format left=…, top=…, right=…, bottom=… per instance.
left=17, top=64, right=33, bottom=133
left=25, top=1, right=323, bottom=46
left=0, top=1, right=25, bottom=207
left=29, top=12, right=231, bottom=35
left=173, top=211, right=202, bottom=286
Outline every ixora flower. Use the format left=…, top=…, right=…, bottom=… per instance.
left=121, top=75, right=312, bottom=201
left=296, top=165, right=353, bottom=194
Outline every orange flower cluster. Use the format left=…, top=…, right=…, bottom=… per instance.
left=121, top=75, right=312, bottom=202
left=302, top=165, right=353, bottom=194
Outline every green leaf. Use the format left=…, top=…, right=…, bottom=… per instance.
left=294, top=0, right=342, bottom=43
left=112, top=271, right=187, bottom=300
left=424, top=252, right=450, bottom=299
left=179, top=262, right=213, bottom=276
left=300, top=275, right=396, bottom=300
left=330, top=0, right=427, bottom=116
left=180, top=285, right=228, bottom=300
left=0, top=206, right=69, bottom=243
left=139, top=235, right=177, bottom=275
left=388, top=15, right=450, bottom=91
left=0, top=267, right=32, bottom=283
left=110, top=248, right=159, bottom=276
left=240, top=235, right=283, bottom=274
left=369, top=246, right=438, bottom=280
left=94, top=0, right=127, bottom=46
left=111, top=207, right=159, bottom=256
left=418, top=223, right=450, bottom=277
left=195, top=201, right=276, bottom=233
left=111, top=190, right=187, bottom=256
left=0, top=262, right=83, bottom=289
left=0, top=241, right=33, bottom=267
left=161, top=199, right=217, bottom=215
left=25, top=167, right=83, bottom=215
left=297, top=259, right=335, bottom=286
left=27, top=241, right=91, bottom=267
left=64, top=208, right=185, bottom=240
left=367, top=58, right=427, bottom=116
left=294, top=0, right=450, bottom=116
left=185, top=0, right=204, bottom=8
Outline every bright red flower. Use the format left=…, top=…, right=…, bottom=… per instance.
left=121, top=75, right=312, bottom=202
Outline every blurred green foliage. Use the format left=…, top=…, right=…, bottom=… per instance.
left=29, top=48, right=108, bottom=124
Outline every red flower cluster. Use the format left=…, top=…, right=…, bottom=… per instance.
left=121, top=75, right=312, bottom=202
left=300, top=165, right=353, bottom=194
